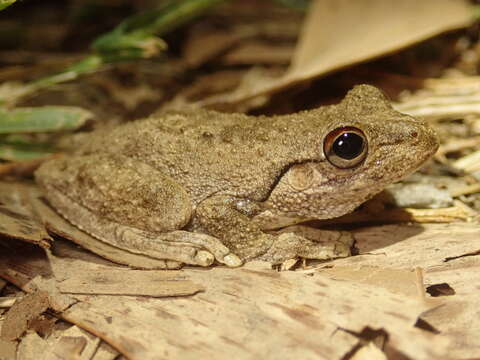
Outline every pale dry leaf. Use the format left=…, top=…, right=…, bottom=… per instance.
left=333, top=223, right=480, bottom=270
left=42, top=326, right=100, bottom=360
left=0, top=338, right=17, bottom=360
left=0, top=297, right=16, bottom=308
left=56, top=265, right=446, bottom=360
left=44, top=240, right=204, bottom=298
left=200, top=0, right=473, bottom=107
left=321, top=223, right=480, bottom=358
left=420, top=264, right=480, bottom=358
left=48, top=254, right=204, bottom=297
left=90, top=341, right=119, bottom=360
left=17, top=332, right=48, bottom=360
left=287, top=0, right=472, bottom=82
left=351, top=342, right=387, bottom=360
left=0, top=234, right=454, bottom=360
left=315, top=266, right=421, bottom=298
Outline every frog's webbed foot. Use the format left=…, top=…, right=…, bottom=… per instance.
left=259, top=225, right=354, bottom=264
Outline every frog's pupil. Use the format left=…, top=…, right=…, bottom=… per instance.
left=333, top=133, right=364, bottom=160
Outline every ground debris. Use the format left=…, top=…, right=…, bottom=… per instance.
left=0, top=290, right=50, bottom=341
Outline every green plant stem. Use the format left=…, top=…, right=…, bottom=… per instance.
left=1, top=0, right=228, bottom=105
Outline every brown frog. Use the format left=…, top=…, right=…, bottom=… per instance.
left=36, top=85, right=438, bottom=268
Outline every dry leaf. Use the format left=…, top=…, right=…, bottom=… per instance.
left=42, top=326, right=100, bottom=360
left=0, top=338, right=17, bottom=360
left=17, top=332, right=49, bottom=360
left=287, top=0, right=472, bottom=83
left=0, top=181, right=51, bottom=248
left=199, top=0, right=473, bottom=107
left=48, top=252, right=204, bottom=297
left=0, top=235, right=455, bottom=359
left=351, top=343, right=387, bottom=360
left=316, top=266, right=422, bottom=298
left=333, top=223, right=480, bottom=269
left=1, top=290, right=50, bottom=341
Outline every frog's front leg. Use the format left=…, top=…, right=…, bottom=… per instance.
left=195, top=195, right=353, bottom=264
left=258, top=225, right=353, bottom=264
left=194, top=195, right=275, bottom=260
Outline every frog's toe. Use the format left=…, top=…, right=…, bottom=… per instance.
left=165, top=231, right=242, bottom=267
left=221, top=253, right=243, bottom=267
left=194, top=250, right=215, bottom=266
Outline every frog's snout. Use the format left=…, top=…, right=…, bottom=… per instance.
left=411, top=120, right=439, bottom=159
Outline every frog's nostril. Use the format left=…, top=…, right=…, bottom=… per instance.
left=410, top=131, right=418, bottom=138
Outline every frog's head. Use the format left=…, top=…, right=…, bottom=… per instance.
left=265, top=85, right=439, bottom=219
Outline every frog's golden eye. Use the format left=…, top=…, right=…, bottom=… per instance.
left=324, top=127, right=367, bottom=169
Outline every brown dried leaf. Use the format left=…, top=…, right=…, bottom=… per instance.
left=0, top=290, right=50, bottom=341
left=0, top=181, right=51, bottom=248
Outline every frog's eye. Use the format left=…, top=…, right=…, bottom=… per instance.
left=324, top=127, right=367, bottom=169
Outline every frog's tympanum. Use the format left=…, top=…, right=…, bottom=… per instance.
left=36, top=85, right=438, bottom=267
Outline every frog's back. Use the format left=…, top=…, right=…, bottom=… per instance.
left=80, top=109, right=324, bottom=203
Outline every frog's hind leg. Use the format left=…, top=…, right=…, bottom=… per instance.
left=36, top=154, right=241, bottom=267
left=45, top=187, right=241, bottom=267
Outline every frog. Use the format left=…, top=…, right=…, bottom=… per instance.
left=35, top=85, right=438, bottom=268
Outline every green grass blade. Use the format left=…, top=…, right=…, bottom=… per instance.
left=0, top=0, right=16, bottom=11
left=0, top=0, right=227, bottom=105
left=93, top=0, right=227, bottom=56
left=0, top=143, right=53, bottom=161
left=0, top=106, right=93, bottom=133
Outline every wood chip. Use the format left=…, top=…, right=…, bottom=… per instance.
left=0, top=290, right=50, bottom=341
left=316, top=201, right=474, bottom=225
left=449, top=182, right=480, bottom=197
left=451, top=149, right=480, bottom=173
left=0, top=297, right=16, bottom=309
